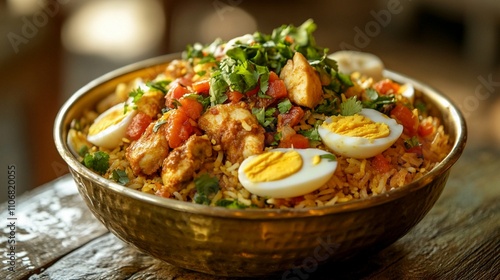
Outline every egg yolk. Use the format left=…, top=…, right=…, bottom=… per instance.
left=88, top=110, right=128, bottom=136
left=243, top=150, right=302, bottom=182
left=322, top=114, right=389, bottom=139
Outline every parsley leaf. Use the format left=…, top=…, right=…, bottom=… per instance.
left=340, top=97, right=363, bottom=116
left=193, top=173, right=220, bottom=205
left=277, top=99, right=292, bottom=114
left=82, top=151, right=110, bottom=175
left=299, top=125, right=322, bottom=142
left=404, top=136, right=420, bottom=149
left=252, top=107, right=276, bottom=129
left=215, top=199, right=248, bottom=209
left=112, top=169, right=129, bottom=185
left=320, top=154, right=337, bottom=162
left=146, top=80, right=170, bottom=94
left=129, top=87, right=145, bottom=104
left=362, top=88, right=396, bottom=111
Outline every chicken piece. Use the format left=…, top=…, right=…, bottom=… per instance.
left=125, top=117, right=169, bottom=175
left=279, top=52, right=323, bottom=108
left=161, top=135, right=212, bottom=191
left=198, top=103, right=265, bottom=164
left=135, top=90, right=164, bottom=118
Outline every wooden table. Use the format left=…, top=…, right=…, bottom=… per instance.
left=1, top=147, right=499, bottom=280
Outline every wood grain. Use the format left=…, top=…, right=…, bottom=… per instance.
left=2, top=148, right=499, bottom=280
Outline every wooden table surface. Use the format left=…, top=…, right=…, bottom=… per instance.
left=1, top=147, right=499, bottom=280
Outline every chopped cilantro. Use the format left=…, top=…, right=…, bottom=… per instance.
left=252, top=107, right=276, bottom=129
left=215, top=199, right=248, bottom=209
left=129, top=87, right=145, bottom=104
left=319, top=154, right=337, bottom=162
left=82, top=151, right=110, bottom=175
left=193, top=173, right=220, bottom=205
left=340, top=97, right=363, bottom=116
left=209, top=71, right=229, bottom=105
left=362, top=88, right=396, bottom=112
left=404, top=136, right=420, bottom=149
left=112, top=169, right=129, bottom=185
left=78, top=145, right=89, bottom=157
left=277, top=99, right=292, bottom=114
left=299, top=125, right=322, bottom=142
left=146, top=80, right=170, bottom=94
left=153, top=119, right=167, bottom=133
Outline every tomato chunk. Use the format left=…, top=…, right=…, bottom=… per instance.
left=372, top=154, right=392, bottom=174
left=126, top=112, right=152, bottom=141
left=391, top=104, right=418, bottom=136
left=167, top=109, right=194, bottom=148
left=178, top=97, right=203, bottom=120
left=192, top=79, right=210, bottom=94
left=228, top=91, right=245, bottom=103
left=279, top=134, right=309, bottom=149
left=278, top=106, right=304, bottom=129
left=418, top=121, right=434, bottom=137
left=266, top=71, right=288, bottom=99
left=373, top=79, right=400, bottom=95
left=165, top=82, right=190, bottom=108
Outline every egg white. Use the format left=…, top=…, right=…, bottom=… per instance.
left=328, top=50, right=384, bottom=82
left=238, top=148, right=338, bottom=198
left=87, top=102, right=137, bottom=149
left=318, top=108, right=403, bottom=159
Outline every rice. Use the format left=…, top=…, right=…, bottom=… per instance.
left=68, top=42, right=452, bottom=210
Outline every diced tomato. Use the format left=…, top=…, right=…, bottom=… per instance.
left=266, top=71, right=287, bottom=99
left=418, top=121, right=434, bottom=137
left=391, top=104, right=418, bottom=136
left=279, top=134, right=309, bottom=149
left=406, top=145, right=423, bottom=158
left=167, top=109, right=195, bottom=148
left=372, top=154, right=392, bottom=174
left=245, top=85, right=259, bottom=97
left=126, top=112, right=152, bottom=141
left=228, top=91, right=245, bottom=103
left=278, top=106, right=304, bottom=129
left=192, top=79, right=210, bottom=94
left=165, top=82, right=190, bottom=108
left=178, top=97, right=203, bottom=120
left=373, top=79, right=400, bottom=95
left=284, top=35, right=294, bottom=44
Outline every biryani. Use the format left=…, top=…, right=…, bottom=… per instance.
left=67, top=19, right=451, bottom=209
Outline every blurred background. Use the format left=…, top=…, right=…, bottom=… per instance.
left=1, top=0, right=499, bottom=201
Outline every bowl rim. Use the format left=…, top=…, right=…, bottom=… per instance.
left=54, top=53, right=467, bottom=219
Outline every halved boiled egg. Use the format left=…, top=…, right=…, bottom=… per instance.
left=238, top=148, right=338, bottom=198
left=318, top=108, right=403, bottom=159
left=328, top=50, right=384, bottom=81
left=87, top=102, right=137, bottom=149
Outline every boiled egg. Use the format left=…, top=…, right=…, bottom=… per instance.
left=328, top=51, right=384, bottom=82
left=87, top=102, right=137, bottom=149
left=318, top=108, right=403, bottom=159
left=238, top=148, right=338, bottom=198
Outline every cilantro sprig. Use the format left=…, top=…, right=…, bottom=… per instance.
left=82, top=151, right=110, bottom=175
left=193, top=173, right=220, bottom=205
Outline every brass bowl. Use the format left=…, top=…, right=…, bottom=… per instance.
left=54, top=53, right=467, bottom=277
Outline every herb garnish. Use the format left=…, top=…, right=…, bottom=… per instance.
left=340, top=97, right=363, bottom=116
left=82, top=151, right=110, bottom=175
left=112, top=169, right=130, bottom=185
left=193, top=173, right=220, bottom=205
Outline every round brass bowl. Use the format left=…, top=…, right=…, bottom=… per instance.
left=54, top=53, right=467, bottom=277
